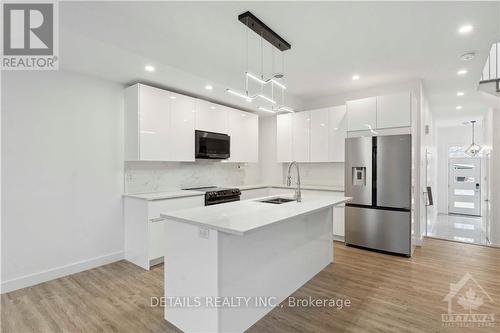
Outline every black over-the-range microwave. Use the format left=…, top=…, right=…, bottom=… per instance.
left=195, top=130, right=230, bottom=159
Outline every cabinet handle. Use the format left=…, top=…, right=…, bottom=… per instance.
left=149, top=217, right=164, bottom=223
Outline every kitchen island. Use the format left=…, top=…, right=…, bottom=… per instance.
left=161, top=194, right=349, bottom=333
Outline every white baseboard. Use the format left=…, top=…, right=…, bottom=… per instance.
left=333, top=234, right=345, bottom=242
left=1, top=251, right=124, bottom=294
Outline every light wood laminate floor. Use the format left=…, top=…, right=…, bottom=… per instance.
left=2, top=238, right=499, bottom=332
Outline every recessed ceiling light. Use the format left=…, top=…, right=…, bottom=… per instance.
left=458, top=25, right=473, bottom=34
left=144, top=65, right=155, bottom=72
left=352, top=75, right=360, bottom=80
left=210, top=106, right=216, bottom=110
left=457, top=69, right=468, bottom=75
left=456, top=105, right=463, bottom=110
left=205, top=85, right=213, bottom=90
left=170, top=96, right=176, bottom=100
left=460, top=52, right=476, bottom=61
left=457, top=92, right=465, bottom=96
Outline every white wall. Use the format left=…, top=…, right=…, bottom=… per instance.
left=1, top=70, right=125, bottom=292
left=491, top=108, right=500, bottom=245
left=435, top=124, right=485, bottom=214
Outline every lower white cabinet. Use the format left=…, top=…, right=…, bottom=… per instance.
left=124, top=195, right=204, bottom=270
left=333, top=204, right=345, bottom=238
left=301, top=190, right=345, bottom=238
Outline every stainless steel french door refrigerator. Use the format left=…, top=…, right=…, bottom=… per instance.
left=345, top=134, right=412, bottom=256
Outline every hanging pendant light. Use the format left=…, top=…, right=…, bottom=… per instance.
left=465, top=121, right=482, bottom=157
left=226, top=12, right=293, bottom=113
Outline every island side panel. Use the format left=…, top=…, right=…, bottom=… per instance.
left=164, top=220, right=219, bottom=332
left=217, top=206, right=334, bottom=333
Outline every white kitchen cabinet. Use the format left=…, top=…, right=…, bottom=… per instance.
left=310, top=108, right=330, bottom=162
left=292, top=111, right=311, bottom=162
left=124, top=195, right=204, bottom=270
left=376, top=92, right=411, bottom=129
left=127, top=84, right=170, bottom=161
left=195, top=100, right=228, bottom=134
left=125, top=84, right=195, bottom=161
left=125, top=84, right=260, bottom=162
left=169, top=92, right=196, bottom=161
left=227, top=109, right=259, bottom=163
left=329, top=105, right=347, bottom=162
left=333, top=204, right=345, bottom=238
left=276, top=113, right=293, bottom=162
left=301, top=189, right=345, bottom=238
left=346, top=97, right=377, bottom=132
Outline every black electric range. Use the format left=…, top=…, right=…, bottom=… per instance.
left=183, top=186, right=241, bottom=206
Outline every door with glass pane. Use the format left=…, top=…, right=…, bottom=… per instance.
left=448, top=158, right=481, bottom=216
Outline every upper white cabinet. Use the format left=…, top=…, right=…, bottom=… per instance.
left=169, top=92, right=196, bottom=161
left=137, top=85, right=171, bottom=161
left=292, top=111, right=311, bottom=162
left=277, top=113, right=293, bottom=162
left=346, top=97, right=377, bottom=132
left=376, top=92, right=411, bottom=129
left=328, top=105, right=347, bottom=162
left=195, top=100, right=228, bottom=134
left=125, top=84, right=195, bottom=161
left=125, top=84, right=259, bottom=162
left=310, top=108, right=330, bottom=162
left=227, top=109, right=259, bottom=163
left=277, top=107, right=347, bottom=163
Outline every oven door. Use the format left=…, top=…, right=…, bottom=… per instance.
left=195, top=130, right=230, bottom=159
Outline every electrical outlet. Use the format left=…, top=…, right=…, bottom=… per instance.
left=198, top=228, right=210, bottom=239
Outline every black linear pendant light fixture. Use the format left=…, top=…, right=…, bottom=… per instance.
left=226, top=11, right=293, bottom=113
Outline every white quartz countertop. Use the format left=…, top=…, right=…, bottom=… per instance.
left=237, top=184, right=345, bottom=192
left=123, top=184, right=344, bottom=201
left=161, top=195, right=350, bottom=236
left=123, top=190, right=204, bottom=201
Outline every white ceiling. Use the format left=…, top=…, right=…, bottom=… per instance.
left=59, top=2, right=500, bottom=119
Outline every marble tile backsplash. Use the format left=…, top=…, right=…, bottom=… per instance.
left=125, top=161, right=261, bottom=194
left=281, top=162, right=345, bottom=187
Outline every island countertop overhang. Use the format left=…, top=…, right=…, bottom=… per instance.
left=160, top=195, right=351, bottom=236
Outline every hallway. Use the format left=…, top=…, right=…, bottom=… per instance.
left=427, top=213, right=489, bottom=245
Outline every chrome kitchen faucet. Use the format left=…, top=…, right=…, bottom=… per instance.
left=286, top=161, right=301, bottom=202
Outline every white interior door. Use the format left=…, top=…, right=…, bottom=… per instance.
left=448, top=158, right=481, bottom=216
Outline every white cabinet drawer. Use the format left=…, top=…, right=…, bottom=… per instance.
left=148, top=196, right=204, bottom=220
left=148, top=220, right=165, bottom=260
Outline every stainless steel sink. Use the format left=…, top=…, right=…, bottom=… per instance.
left=257, top=197, right=296, bottom=204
